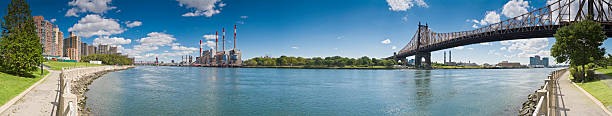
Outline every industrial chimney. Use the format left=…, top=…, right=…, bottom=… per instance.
left=223, top=27, right=225, bottom=52
left=234, top=24, right=237, bottom=49
left=215, top=31, right=218, bottom=52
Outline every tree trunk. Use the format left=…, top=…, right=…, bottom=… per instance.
left=582, top=64, right=586, bottom=83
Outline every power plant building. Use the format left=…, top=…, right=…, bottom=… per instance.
left=197, top=25, right=242, bottom=66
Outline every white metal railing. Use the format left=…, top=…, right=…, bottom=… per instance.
left=532, top=68, right=567, bottom=116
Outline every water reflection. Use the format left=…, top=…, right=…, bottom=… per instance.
left=414, top=70, right=432, bottom=115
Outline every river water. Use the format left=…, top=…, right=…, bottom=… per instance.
left=84, top=66, right=559, bottom=115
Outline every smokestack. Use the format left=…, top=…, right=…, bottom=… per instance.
left=234, top=24, right=237, bottom=49
left=444, top=51, right=446, bottom=63
left=199, top=40, right=202, bottom=59
left=449, top=51, right=452, bottom=63
left=215, top=31, right=218, bottom=52
left=223, top=27, right=225, bottom=52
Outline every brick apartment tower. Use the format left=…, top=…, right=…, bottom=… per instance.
left=33, top=16, right=63, bottom=57
left=64, top=32, right=81, bottom=61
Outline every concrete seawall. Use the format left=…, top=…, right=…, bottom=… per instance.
left=59, top=65, right=134, bottom=116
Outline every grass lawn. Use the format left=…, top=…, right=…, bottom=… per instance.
left=0, top=68, right=49, bottom=106
left=575, top=80, right=612, bottom=106
left=572, top=66, right=612, bottom=106
left=43, top=61, right=105, bottom=70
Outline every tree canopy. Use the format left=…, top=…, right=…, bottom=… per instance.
left=0, top=0, right=43, bottom=77
left=243, top=56, right=398, bottom=67
left=552, top=17, right=607, bottom=82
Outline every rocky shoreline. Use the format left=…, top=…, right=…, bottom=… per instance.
left=69, top=66, right=134, bottom=115
left=518, top=92, right=539, bottom=116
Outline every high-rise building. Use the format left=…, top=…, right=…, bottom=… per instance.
left=63, top=33, right=81, bottom=61
left=109, top=46, right=118, bottom=54
left=529, top=55, right=549, bottom=67
left=81, top=42, right=88, bottom=56
left=98, top=45, right=109, bottom=54
left=87, top=45, right=96, bottom=56
left=33, top=16, right=63, bottom=57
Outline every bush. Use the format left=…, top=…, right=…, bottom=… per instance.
left=571, top=66, right=598, bottom=82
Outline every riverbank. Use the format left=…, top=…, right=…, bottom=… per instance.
left=60, top=65, right=134, bottom=115
left=241, top=65, right=401, bottom=69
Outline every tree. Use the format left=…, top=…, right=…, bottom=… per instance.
left=0, top=0, right=43, bottom=76
left=552, top=16, right=607, bottom=82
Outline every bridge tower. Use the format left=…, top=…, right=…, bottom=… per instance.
left=414, top=22, right=432, bottom=69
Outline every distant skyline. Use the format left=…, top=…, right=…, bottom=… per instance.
left=1, top=0, right=611, bottom=65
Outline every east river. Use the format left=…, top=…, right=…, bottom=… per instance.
left=84, top=66, right=559, bottom=115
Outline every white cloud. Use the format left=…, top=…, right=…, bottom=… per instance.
left=203, top=41, right=216, bottom=49
left=499, top=38, right=550, bottom=58
left=453, top=46, right=465, bottom=50
left=65, top=0, right=116, bottom=17
left=125, top=21, right=142, bottom=28
left=470, top=11, right=500, bottom=26
left=202, top=34, right=217, bottom=40
left=392, top=46, right=397, bottom=50
left=68, top=14, right=124, bottom=38
left=171, top=44, right=199, bottom=51
left=50, top=19, right=56, bottom=23
left=137, top=32, right=176, bottom=46
left=500, top=47, right=507, bottom=50
left=467, top=48, right=473, bottom=50
left=381, top=39, right=391, bottom=44
left=402, top=16, right=409, bottom=22
left=472, top=24, right=478, bottom=28
left=502, top=0, right=530, bottom=18
left=479, top=43, right=490, bottom=45
left=386, top=0, right=429, bottom=11
left=291, top=46, right=299, bottom=49
left=177, top=0, right=224, bottom=17
left=240, top=16, right=248, bottom=19
left=93, top=36, right=131, bottom=46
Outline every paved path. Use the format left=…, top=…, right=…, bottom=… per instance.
left=554, top=71, right=609, bottom=116
left=0, top=70, right=60, bottom=116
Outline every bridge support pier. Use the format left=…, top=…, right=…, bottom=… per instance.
left=415, top=52, right=432, bottom=69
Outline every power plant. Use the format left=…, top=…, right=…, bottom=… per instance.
left=196, top=24, right=242, bottom=67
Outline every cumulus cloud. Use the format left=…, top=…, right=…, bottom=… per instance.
left=137, top=32, right=176, bottom=46
left=381, top=39, right=391, bottom=44
left=202, top=34, right=217, bottom=40
left=472, top=24, right=478, bottom=28
left=68, top=14, right=124, bottom=38
left=125, top=21, right=142, bottom=28
left=386, top=0, right=428, bottom=11
left=171, top=44, right=199, bottom=51
left=498, top=38, right=550, bottom=58
left=240, top=16, right=248, bottom=19
left=479, top=43, right=491, bottom=45
left=502, top=0, right=530, bottom=18
left=50, top=19, right=56, bottom=23
left=65, top=0, right=116, bottom=17
left=93, top=36, right=131, bottom=46
left=453, top=46, right=465, bottom=50
left=177, top=0, right=224, bottom=17
left=203, top=41, right=216, bottom=49
left=291, top=46, right=299, bottom=49
left=392, top=46, right=397, bottom=50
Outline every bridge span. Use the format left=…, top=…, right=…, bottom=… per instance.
left=389, top=0, right=612, bottom=69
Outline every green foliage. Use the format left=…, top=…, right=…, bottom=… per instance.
left=81, top=54, right=133, bottom=65
left=570, top=66, right=597, bottom=82
left=0, top=68, right=48, bottom=105
left=244, top=56, right=397, bottom=67
left=552, top=16, right=608, bottom=82
left=0, top=0, right=43, bottom=77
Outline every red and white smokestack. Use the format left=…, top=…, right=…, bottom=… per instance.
left=223, top=27, right=225, bottom=52
left=234, top=24, right=236, bottom=49
left=215, top=31, right=218, bottom=52
left=199, top=40, right=202, bottom=58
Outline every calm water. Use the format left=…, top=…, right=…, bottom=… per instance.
left=85, top=66, right=559, bottom=115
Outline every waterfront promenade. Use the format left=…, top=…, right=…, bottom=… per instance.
left=0, top=69, right=60, bottom=116
left=0, top=66, right=132, bottom=116
left=555, top=71, right=611, bottom=116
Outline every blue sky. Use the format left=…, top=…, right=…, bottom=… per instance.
left=1, top=0, right=611, bottom=65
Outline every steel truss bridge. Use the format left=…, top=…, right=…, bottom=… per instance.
left=389, top=0, right=612, bottom=69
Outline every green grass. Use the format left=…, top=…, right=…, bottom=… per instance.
left=0, top=68, right=49, bottom=106
left=43, top=61, right=105, bottom=70
left=595, top=66, right=612, bottom=77
left=575, top=80, right=612, bottom=106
